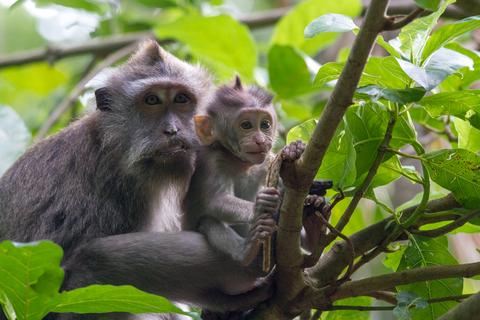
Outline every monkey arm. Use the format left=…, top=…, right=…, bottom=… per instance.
left=206, top=194, right=255, bottom=224
left=63, top=232, right=272, bottom=313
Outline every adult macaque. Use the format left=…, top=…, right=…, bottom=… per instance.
left=186, top=77, right=305, bottom=272
left=0, top=41, right=271, bottom=320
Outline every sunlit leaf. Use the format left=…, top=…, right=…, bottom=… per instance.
left=397, top=48, right=473, bottom=90
left=268, top=45, right=314, bottom=98
left=356, top=85, right=426, bottom=104
left=453, top=118, right=480, bottom=153
left=324, top=297, right=371, bottom=320
left=271, top=0, right=361, bottom=55
left=397, top=0, right=454, bottom=64
left=422, top=16, right=480, bottom=61
left=304, top=13, right=357, bottom=38
left=424, top=149, right=480, bottom=208
left=54, top=285, right=187, bottom=316
left=394, top=291, right=428, bottom=320
left=155, top=15, right=257, bottom=79
left=418, top=90, right=480, bottom=118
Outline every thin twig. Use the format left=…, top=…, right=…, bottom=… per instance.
left=333, top=112, right=397, bottom=237
left=331, top=262, right=480, bottom=301
left=384, top=8, right=425, bottom=30
left=385, top=148, right=423, bottom=160
left=35, top=42, right=140, bottom=140
left=411, top=210, right=480, bottom=237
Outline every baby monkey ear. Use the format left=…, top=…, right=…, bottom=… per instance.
left=95, top=87, right=113, bottom=112
left=194, top=115, right=216, bottom=145
left=233, top=75, right=243, bottom=91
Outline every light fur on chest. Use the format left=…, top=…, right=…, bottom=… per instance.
left=144, top=179, right=188, bottom=232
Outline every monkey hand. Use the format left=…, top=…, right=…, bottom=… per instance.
left=281, top=140, right=306, bottom=162
left=302, top=194, right=331, bottom=253
left=242, top=188, right=279, bottom=266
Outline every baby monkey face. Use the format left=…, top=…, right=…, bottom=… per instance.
left=235, top=109, right=275, bottom=165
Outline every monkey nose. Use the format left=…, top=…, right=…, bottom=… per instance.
left=163, top=127, right=178, bottom=136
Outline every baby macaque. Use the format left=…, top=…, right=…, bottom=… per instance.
left=185, top=76, right=304, bottom=271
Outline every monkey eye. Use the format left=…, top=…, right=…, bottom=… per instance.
left=240, top=121, right=253, bottom=130
left=260, top=120, right=271, bottom=130
left=173, top=93, right=191, bottom=104
left=145, top=94, right=162, bottom=105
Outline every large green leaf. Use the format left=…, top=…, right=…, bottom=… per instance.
left=422, top=16, right=480, bottom=61
left=268, top=45, right=315, bottom=99
left=453, top=118, right=480, bottom=153
left=0, top=105, right=31, bottom=176
left=271, top=0, right=361, bottom=55
left=414, top=0, right=441, bottom=10
left=356, top=85, right=426, bottom=104
left=0, top=241, right=64, bottom=320
left=423, top=149, right=480, bottom=208
left=418, top=90, right=480, bottom=118
left=314, top=57, right=411, bottom=89
left=397, top=48, right=473, bottom=90
left=304, top=13, right=357, bottom=38
left=397, top=236, right=462, bottom=320
left=287, top=119, right=356, bottom=189
left=397, top=0, right=454, bottom=65
left=53, top=285, right=186, bottom=316
left=346, top=103, right=415, bottom=180
left=155, top=15, right=257, bottom=79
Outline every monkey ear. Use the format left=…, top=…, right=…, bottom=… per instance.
left=233, top=75, right=243, bottom=91
left=194, top=115, right=216, bottom=145
left=95, top=87, right=113, bottom=112
left=129, top=40, right=164, bottom=66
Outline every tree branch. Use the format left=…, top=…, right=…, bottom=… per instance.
left=412, top=210, right=480, bottom=237
left=384, top=8, right=425, bottom=30
left=331, top=262, right=480, bottom=301
left=438, top=293, right=480, bottom=320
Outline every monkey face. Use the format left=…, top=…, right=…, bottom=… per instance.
left=233, top=109, right=275, bottom=165
left=94, top=41, right=214, bottom=172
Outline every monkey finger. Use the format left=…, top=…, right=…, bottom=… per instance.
left=314, top=196, right=325, bottom=208
left=259, top=187, right=280, bottom=196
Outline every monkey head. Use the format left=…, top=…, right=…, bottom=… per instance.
left=194, top=76, right=276, bottom=165
left=94, top=40, right=214, bottom=172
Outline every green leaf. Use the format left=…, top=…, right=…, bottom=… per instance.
left=361, top=57, right=412, bottom=89
left=136, top=0, right=180, bottom=8
left=394, top=291, right=428, bottom=320
left=397, top=236, right=462, bottom=319
left=155, top=15, right=257, bottom=79
left=271, top=0, right=362, bottom=55
left=287, top=119, right=356, bottom=188
left=424, top=149, right=480, bottom=209
left=0, top=105, right=31, bottom=176
left=414, top=0, right=441, bottom=10
left=53, top=285, right=187, bottom=316
left=422, top=16, right=480, bottom=61
left=0, top=241, right=64, bottom=320
left=304, top=13, right=357, bottom=38
left=356, top=85, right=426, bottom=104
left=313, top=62, right=344, bottom=87
left=397, top=0, right=454, bottom=64
left=346, top=103, right=415, bottom=180
left=453, top=118, right=480, bottom=153
left=268, top=45, right=315, bottom=99
left=314, top=57, right=411, bottom=89
left=397, top=48, right=473, bottom=90
left=371, top=156, right=422, bottom=189
left=324, top=297, right=371, bottom=320
left=383, top=245, right=407, bottom=271
left=418, top=90, right=480, bottom=118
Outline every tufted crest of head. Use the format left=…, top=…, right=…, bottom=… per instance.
left=207, top=75, right=273, bottom=118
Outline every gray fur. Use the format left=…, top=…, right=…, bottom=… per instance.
left=0, top=41, right=270, bottom=320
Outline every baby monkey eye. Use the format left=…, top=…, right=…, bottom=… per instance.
left=145, top=94, right=162, bottom=105
left=260, top=120, right=271, bottom=130
left=173, top=93, right=190, bottom=104
left=240, top=121, right=253, bottom=130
